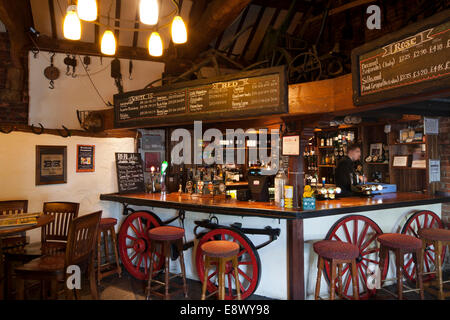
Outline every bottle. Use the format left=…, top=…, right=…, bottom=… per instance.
left=274, top=168, right=288, bottom=207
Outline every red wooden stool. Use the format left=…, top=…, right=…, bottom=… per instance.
left=146, top=226, right=188, bottom=300
left=418, top=228, right=450, bottom=300
left=97, top=218, right=122, bottom=284
left=377, top=233, right=424, bottom=300
left=314, top=240, right=360, bottom=300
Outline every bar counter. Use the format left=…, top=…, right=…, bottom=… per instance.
left=99, top=192, right=449, bottom=300
left=100, top=192, right=450, bottom=219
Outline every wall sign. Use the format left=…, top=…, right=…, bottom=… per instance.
left=114, top=66, right=288, bottom=128
left=115, top=153, right=145, bottom=194
left=351, top=10, right=450, bottom=105
left=282, top=135, right=300, bottom=156
left=36, top=145, right=67, bottom=185
left=76, top=145, right=95, bottom=172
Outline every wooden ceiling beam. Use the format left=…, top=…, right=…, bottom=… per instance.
left=181, top=0, right=252, bottom=60
left=0, top=0, right=34, bottom=102
left=35, top=35, right=165, bottom=62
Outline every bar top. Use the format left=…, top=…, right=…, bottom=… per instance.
left=100, top=192, right=450, bottom=220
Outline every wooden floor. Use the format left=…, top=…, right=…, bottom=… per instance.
left=19, top=269, right=449, bottom=300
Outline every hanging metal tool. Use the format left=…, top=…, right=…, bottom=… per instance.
left=44, top=53, right=60, bottom=89
left=63, top=54, right=78, bottom=77
left=83, top=56, right=91, bottom=71
left=111, top=58, right=124, bottom=94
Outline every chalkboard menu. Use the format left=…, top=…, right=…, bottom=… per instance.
left=114, top=66, right=287, bottom=128
left=115, top=153, right=145, bottom=194
left=352, top=10, right=450, bottom=105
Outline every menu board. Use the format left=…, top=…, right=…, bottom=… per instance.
left=352, top=10, right=450, bottom=105
left=114, top=66, right=287, bottom=128
left=115, top=153, right=145, bottom=194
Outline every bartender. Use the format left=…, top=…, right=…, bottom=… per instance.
left=335, top=143, right=366, bottom=196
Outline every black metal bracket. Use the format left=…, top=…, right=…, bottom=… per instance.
left=57, top=125, right=71, bottom=138
left=122, top=203, right=135, bottom=216
left=31, top=123, right=44, bottom=134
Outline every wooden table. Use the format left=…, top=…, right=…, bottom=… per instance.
left=0, top=214, right=54, bottom=299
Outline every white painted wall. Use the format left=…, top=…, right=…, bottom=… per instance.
left=0, top=131, right=135, bottom=242
left=28, top=51, right=164, bottom=129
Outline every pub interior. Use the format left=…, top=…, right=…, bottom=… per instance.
left=0, top=0, right=449, bottom=305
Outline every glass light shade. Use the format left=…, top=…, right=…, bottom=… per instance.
left=171, top=15, right=187, bottom=44
left=63, top=5, right=81, bottom=40
left=148, top=32, right=163, bottom=56
left=101, top=30, right=116, bottom=55
left=77, top=0, right=97, bottom=21
left=140, top=0, right=159, bottom=25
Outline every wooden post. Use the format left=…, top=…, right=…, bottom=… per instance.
left=287, top=219, right=304, bottom=300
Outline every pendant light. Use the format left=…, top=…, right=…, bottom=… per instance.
left=63, top=5, right=81, bottom=40
left=140, top=0, right=159, bottom=25
left=171, top=15, right=187, bottom=44
left=148, top=32, right=163, bottom=56
left=77, top=0, right=98, bottom=22
left=101, top=30, right=116, bottom=55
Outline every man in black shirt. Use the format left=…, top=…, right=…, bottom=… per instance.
left=335, top=144, right=366, bottom=196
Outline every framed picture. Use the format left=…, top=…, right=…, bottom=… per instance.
left=369, top=143, right=383, bottom=157
left=144, top=152, right=161, bottom=172
left=282, top=135, right=300, bottom=156
left=76, top=145, right=95, bottom=172
left=392, top=155, right=410, bottom=168
left=36, top=146, right=67, bottom=185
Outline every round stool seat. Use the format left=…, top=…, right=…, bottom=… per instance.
left=418, top=228, right=450, bottom=242
left=201, top=240, right=239, bottom=258
left=377, top=233, right=421, bottom=250
left=100, top=218, right=117, bottom=229
left=313, top=240, right=359, bottom=260
left=148, top=226, right=184, bottom=241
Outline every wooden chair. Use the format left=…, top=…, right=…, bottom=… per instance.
left=4, top=202, right=79, bottom=298
left=41, top=202, right=80, bottom=254
left=15, top=211, right=102, bottom=300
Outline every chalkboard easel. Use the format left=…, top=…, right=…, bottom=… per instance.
left=115, top=153, right=145, bottom=194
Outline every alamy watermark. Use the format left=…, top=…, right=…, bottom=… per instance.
left=171, top=121, right=280, bottom=175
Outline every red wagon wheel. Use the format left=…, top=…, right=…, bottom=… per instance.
left=325, top=215, right=388, bottom=299
left=118, top=211, right=164, bottom=280
left=196, top=228, right=261, bottom=300
left=401, top=210, right=445, bottom=282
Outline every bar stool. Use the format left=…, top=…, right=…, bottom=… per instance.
left=314, top=240, right=360, bottom=300
left=377, top=233, right=424, bottom=300
left=97, top=218, right=122, bottom=284
left=146, top=226, right=188, bottom=300
left=201, top=240, right=241, bottom=300
left=418, top=228, right=450, bottom=300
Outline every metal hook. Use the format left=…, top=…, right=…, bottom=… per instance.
left=49, top=80, right=55, bottom=89
left=32, top=48, right=39, bottom=59
left=0, top=125, right=15, bottom=134
left=31, top=123, right=45, bottom=135
left=57, top=125, right=71, bottom=138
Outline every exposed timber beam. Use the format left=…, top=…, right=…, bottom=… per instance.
left=181, top=0, right=252, bottom=60
left=34, top=35, right=165, bottom=63
left=0, top=0, right=33, bottom=103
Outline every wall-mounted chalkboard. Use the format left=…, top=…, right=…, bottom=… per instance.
left=114, top=66, right=287, bottom=128
left=115, top=153, right=145, bottom=194
left=352, top=10, right=450, bottom=106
